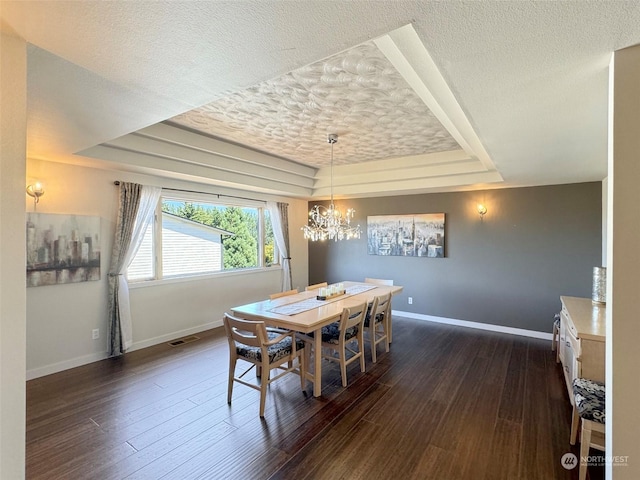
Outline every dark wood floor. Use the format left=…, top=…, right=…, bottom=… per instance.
left=26, top=317, right=601, bottom=479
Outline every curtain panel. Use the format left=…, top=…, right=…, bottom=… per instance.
left=107, top=183, right=161, bottom=356
left=267, top=201, right=292, bottom=291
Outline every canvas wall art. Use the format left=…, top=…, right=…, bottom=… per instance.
left=367, top=213, right=445, bottom=257
left=26, top=213, right=101, bottom=287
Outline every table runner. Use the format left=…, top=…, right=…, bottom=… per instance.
left=268, top=284, right=377, bottom=315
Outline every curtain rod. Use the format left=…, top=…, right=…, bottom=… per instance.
left=113, top=181, right=267, bottom=204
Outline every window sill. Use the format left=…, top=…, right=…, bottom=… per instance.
left=128, top=265, right=282, bottom=289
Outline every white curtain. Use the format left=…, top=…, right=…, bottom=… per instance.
left=108, top=183, right=161, bottom=356
left=267, top=201, right=292, bottom=291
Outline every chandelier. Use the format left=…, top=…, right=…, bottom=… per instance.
left=302, top=134, right=361, bottom=242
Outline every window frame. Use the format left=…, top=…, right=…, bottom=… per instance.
left=127, top=191, right=280, bottom=285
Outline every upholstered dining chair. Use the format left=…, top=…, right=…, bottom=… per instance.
left=310, top=302, right=368, bottom=387
left=269, top=288, right=299, bottom=300
left=306, top=282, right=328, bottom=291
left=223, top=313, right=306, bottom=417
left=365, top=292, right=391, bottom=363
left=572, top=377, right=605, bottom=480
left=364, top=278, right=394, bottom=342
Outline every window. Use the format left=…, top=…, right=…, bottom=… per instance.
left=127, top=194, right=278, bottom=281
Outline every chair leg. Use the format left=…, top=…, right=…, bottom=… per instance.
left=383, top=321, right=390, bottom=353
left=579, top=421, right=592, bottom=480
left=370, top=327, right=377, bottom=363
left=339, top=342, right=348, bottom=387
left=227, top=357, right=236, bottom=404
left=259, top=360, right=268, bottom=417
left=299, top=349, right=306, bottom=391
left=570, top=406, right=580, bottom=445
left=358, top=331, right=365, bottom=373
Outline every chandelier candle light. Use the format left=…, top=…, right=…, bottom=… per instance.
left=302, top=134, right=361, bottom=241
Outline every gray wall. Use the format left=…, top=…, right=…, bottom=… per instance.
left=308, top=182, right=601, bottom=333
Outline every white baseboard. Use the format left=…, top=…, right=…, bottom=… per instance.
left=26, top=320, right=224, bottom=381
left=392, top=310, right=553, bottom=341
left=128, top=320, right=223, bottom=352
left=26, top=351, right=109, bottom=381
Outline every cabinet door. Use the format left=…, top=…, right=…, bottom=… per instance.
left=563, top=337, right=575, bottom=393
left=559, top=312, right=568, bottom=364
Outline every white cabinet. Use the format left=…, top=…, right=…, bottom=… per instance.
left=559, top=296, right=606, bottom=444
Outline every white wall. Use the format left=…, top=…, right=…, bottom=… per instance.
left=606, top=45, right=640, bottom=479
left=0, top=32, right=27, bottom=480
left=25, top=158, right=309, bottom=379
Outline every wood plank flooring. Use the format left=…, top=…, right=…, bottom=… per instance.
left=26, top=317, right=601, bottom=479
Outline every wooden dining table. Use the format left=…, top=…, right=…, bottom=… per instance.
left=230, top=281, right=403, bottom=397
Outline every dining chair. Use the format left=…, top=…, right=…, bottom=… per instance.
left=364, top=277, right=394, bottom=342
left=572, top=377, right=605, bottom=480
left=365, top=292, right=391, bottom=363
left=223, top=312, right=306, bottom=417
left=269, top=288, right=299, bottom=300
left=311, top=301, right=368, bottom=387
left=306, top=281, right=328, bottom=291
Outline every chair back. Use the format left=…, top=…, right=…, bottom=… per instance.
left=370, top=293, right=391, bottom=324
left=364, top=277, right=393, bottom=286
left=306, top=282, right=328, bottom=291
left=269, top=288, right=299, bottom=300
left=223, top=313, right=267, bottom=350
left=341, top=302, right=368, bottom=332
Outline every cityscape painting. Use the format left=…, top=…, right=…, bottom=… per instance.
left=26, top=213, right=101, bottom=287
left=367, top=213, right=445, bottom=257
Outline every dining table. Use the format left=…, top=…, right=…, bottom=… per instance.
left=230, top=280, right=403, bottom=397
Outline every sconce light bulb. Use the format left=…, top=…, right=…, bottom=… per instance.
left=26, top=182, right=45, bottom=210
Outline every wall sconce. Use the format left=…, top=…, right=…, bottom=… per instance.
left=26, top=182, right=45, bottom=210
left=477, top=203, right=487, bottom=221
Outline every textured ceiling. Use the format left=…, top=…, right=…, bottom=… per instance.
left=3, top=1, right=640, bottom=198
left=170, top=41, right=460, bottom=167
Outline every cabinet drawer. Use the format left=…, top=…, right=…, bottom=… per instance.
left=561, top=307, right=579, bottom=341
left=565, top=322, right=581, bottom=359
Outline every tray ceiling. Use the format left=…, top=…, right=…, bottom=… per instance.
left=169, top=41, right=460, bottom=167
left=81, top=25, right=501, bottom=198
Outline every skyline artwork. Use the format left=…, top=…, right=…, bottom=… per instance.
left=26, top=213, right=101, bottom=287
left=367, top=213, right=445, bottom=257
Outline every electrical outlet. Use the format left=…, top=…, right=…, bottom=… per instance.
left=408, top=297, right=413, bottom=305
left=92, top=328, right=100, bottom=340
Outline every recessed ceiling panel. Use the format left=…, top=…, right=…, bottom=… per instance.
left=170, top=41, right=461, bottom=167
